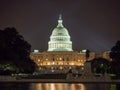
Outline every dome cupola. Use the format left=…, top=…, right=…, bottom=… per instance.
left=48, top=15, right=73, bottom=51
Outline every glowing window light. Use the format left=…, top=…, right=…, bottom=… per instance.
left=34, top=49, right=39, bottom=53
left=59, top=57, right=62, bottom=60
left=47, top=62, right=50, bottom=65
left=79, top=63, right=81, bottom=66
left=81, top=67, right=84, bottom=70
left=70, top=62, right=74, bottom=65
left=38, top=59, right=40, bottom=62
left=59, top=62, right=63, bottom=65
left=81, top=64, right=84, bottom=66
left=52, top=62, right=55, bottom=65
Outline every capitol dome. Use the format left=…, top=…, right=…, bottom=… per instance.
left=48, top=15, right=73, bottom=51
left=52, top=26, right=69, bottom=36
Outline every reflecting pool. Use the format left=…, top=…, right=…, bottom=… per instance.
left=0, top=83, right=118, bottom=90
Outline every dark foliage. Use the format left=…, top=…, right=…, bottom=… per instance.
left=91, top=58, right=110, bottom=74
left=110, top=41, right=120, bottom=75
left=0, top=27, right=36, bottom=74
left=85, top=49, right=90, bottom=59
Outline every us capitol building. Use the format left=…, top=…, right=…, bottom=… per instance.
left=30, top=15, right=111, bottom=73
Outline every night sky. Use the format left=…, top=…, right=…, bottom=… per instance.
left=0, top=0, right=120, bottom=53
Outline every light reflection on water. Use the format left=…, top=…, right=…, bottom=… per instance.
left=30, top=83, right=86, bottom=90
left=0, top=83, right=117, bottom=90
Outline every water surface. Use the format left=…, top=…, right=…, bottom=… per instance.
left=0, top=83, right=118, bottom=90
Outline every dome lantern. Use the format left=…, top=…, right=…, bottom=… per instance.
left=57, top=14, right=63, bottom=27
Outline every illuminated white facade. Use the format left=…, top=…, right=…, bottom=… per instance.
left=30, top=15, right=111, bottom=73
left=48, top=15, right=73, bottom=51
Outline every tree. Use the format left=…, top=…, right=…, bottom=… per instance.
left=0, top=27, right=36, bottom=74
left=85, top=49, right=90, bottom=60
left=110, top=41, right=120, bottom=75
left=91, top=58, right=110, bottom=74
left=85, top=49, right=90, bottom=61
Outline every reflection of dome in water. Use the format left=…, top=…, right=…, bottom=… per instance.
left=48, top=15, right=73, bottom=51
